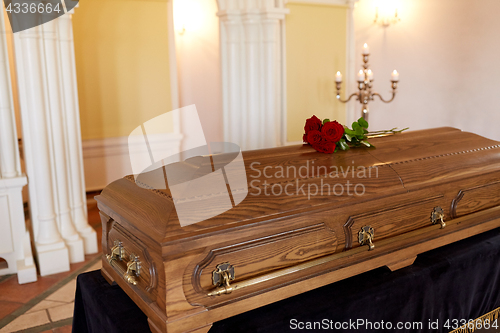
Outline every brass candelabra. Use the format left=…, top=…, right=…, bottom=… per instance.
left=336, top=44, right=399, bottom=121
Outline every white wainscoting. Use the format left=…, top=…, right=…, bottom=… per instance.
left=82, top=133, right=183, bottom=192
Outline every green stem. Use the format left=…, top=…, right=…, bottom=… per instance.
left=368, top=127, right=409, bottom=135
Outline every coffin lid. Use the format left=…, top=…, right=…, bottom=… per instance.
left=96, top=127, right=500, bottom=243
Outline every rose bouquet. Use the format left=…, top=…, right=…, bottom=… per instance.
left=303, top=115, right=408, bottom=153
left=302, top=116, right=373, bottom=154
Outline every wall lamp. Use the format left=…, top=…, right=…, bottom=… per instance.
left=374, top=0, right=400, bottom=26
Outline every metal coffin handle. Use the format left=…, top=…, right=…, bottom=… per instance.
left=106, top=240, right=142, bottom=286
left=358, top=225, right=375, bottom=250
left=431, top=207, right=446, bottom=229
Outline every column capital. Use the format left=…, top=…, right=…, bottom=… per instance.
left=217, top=0, right=289, bottom=21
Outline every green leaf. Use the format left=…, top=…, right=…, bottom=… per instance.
left=352, top=122, right=360, bottom=131
left=360, top=140, right=372, bottom=147
left=344, top=133, right=353, bottom=142
left=363, top=129, right=369, bottom=134
left=357, top=118, right=369, bottom=128
left=338, top=140, right=350, bottom=151
left=344, top=128, right=356, bottom=136
left=355, top=126, right=364, bottom=136
left=323, top=119, right=330, bottom=124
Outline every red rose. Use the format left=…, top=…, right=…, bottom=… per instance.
left=321, top=121, right=344, bottom=143
left=303, top=133, right=308, bottom=143
left=312, top=138, right=336, bottom=154
left=304, top=115, right=322, bottom=134
left=306, top=130, right=322, bottom=145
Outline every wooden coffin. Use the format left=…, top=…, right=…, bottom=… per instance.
left=96, top=127, right=500, bottom=333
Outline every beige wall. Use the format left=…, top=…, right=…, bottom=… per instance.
left=285, top=2, right=347, bottom=143
left=354, top=0, right=500, bottom=140
left=72, top=0, right=500, bottom=145
left=172, top=1, right=350, bottom=146
left=73, top=0, right=174, bottom=140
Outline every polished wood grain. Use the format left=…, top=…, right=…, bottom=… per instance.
left=451, top=181, right=500, bottom=218
left=194, top=223, right=337, bottom=290
left=343, top=195, right=443, bottom=249
left=386, top=256, right=417, bottom=271
left=96, top=127, right=500, bottom=333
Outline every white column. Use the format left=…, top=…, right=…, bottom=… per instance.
left=13, top=24, right=70, bottom=276
left=0, top=4, right=37, bottom=284
left=243, top=13, right=260, bottom=149
left=56, top=10, right=97, bottom=254
left=0, top=13, right=20, bottom=179
left=41, top=16, right=84, bottom=263
left=222, top=18, right=244, bottom=148
left=262, top=15, right=282, bottom=146
left=217, top=0, right=289, bottom=150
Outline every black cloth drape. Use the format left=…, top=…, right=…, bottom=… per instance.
left=73, top=228, right=500, bottom=333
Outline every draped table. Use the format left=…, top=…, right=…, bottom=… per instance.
left=73, top=228, right=500, bottom=333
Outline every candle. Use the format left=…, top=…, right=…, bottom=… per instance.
left=367, top=69, right=374, bottom=81
left=335, top=71, right=342, bottom=82
left=363, top=43, right=370, bottom=55
left=391, top=70, right=399, bottom=81
left=357, top=70, right=365, bottom=82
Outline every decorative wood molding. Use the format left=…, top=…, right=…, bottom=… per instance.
left=386, top=256, right=417, bottom=271
left=343, top=216, right=355, bottom=249
left=450, top=190, right=465, bottom=219
left=99, top=211, right=113, bottom=259
left=388, top=145, right=500, bottom=167
left=450, top=181, right=500, bottom=219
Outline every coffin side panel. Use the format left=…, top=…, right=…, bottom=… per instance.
left=344, top=195, right=444, bottom=249
left=102, top=214, right=159, bottom=302
left=451, top=181, right=500, bottom=218
left=194, top=223, right=337, bottom=290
